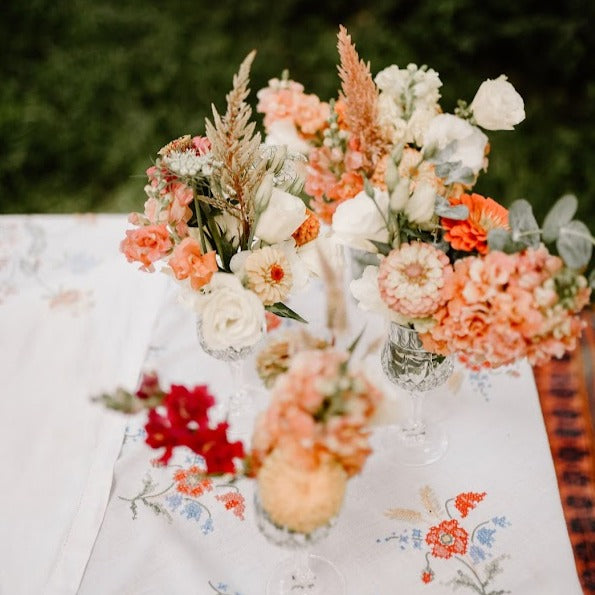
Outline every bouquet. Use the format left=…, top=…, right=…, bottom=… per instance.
left=120, top=52, right=338, bottom=352
left=95, top=336, right=383, bottom=535
left=261, top=26, right=594, bottom=369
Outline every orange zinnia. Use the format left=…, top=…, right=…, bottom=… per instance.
left=441, top=193, right=508, bottom=255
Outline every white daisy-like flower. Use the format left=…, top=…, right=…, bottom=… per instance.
left=245, top=246, right=293, bottom=306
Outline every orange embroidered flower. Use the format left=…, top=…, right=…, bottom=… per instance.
left=292, top=209, right=321, bottom=246
left=454, top=491, right=487, bottom=518
left=421, top=570, right=434, bottom=584
left=215, top=491, right=246, bottom=520
left=425, top=519, right=469, bottom=559
left=168, top=237, right=218, bottom=290
left=441, top=193, right=508, bottom=255
left=174, top=466, right=213, bottom=497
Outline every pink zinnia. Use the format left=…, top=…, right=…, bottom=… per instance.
left=378, top=243, right=453, bottom=319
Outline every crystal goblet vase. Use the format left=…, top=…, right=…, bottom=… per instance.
left=254, top=490, right=345, bottom=595
left=196, top=318, right=264, bottom=440
left=381, top=322, right=454, bottom=466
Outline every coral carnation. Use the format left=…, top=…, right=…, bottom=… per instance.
left=169, top=237, right=218, bottom=290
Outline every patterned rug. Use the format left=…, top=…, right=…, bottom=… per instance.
left=534, top=308, right=595, bottom=594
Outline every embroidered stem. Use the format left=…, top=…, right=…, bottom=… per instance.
left=454, top=556, right=488, bottom=595
left=444, top=498, right=455, bottom=519
left=471, top=520, right=490, bottom=543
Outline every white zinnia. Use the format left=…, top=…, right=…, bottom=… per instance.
left=255, top=188, right=307, bottom=245
left=244, top=246, right=293, bottom=306
left=470, top=75, right=525, bottom=131
left=331, top=189, right=390, bottom=253
left=192, top=273, right=265, bottom=351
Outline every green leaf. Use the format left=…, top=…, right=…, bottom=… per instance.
left=434, top=196, right=469, bottom=220
left=542, top=194, right=578, bottom=243
left=368, top=239, right=392, bottom=256
left=487, top=228, right=513, bottom=252
left=346, top=326, right=366, bottom=355
left=557, top=220, right=594, bottom=270
left=508, top=199, right=540, bottom=248
left=266, top=302, right=307, bottom=323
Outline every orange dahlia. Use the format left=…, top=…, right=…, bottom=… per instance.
left=441, top=193, right=508, bottom=255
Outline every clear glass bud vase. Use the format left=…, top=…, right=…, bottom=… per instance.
left=381, top=322, right=453, bottom=466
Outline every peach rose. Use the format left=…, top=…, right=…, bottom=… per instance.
left=168, top=237, right=218, bottom=290
left=120, top=224, right=173, bottom=270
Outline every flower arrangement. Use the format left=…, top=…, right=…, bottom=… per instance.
left=120, top=52, right=338, bottom=351
left=95, top=338, right=383, bottom=535
left=260, top=26, right=594, bottom=369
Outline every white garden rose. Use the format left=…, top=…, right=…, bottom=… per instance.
left=194, top=272, right=265, bottom=351
left=331, top=189, right=390, bottom=252
left=424, top=113, right=488, bottom=175
left=255, top=188, right=307, bottom=245
left=470, top=75, right=525, bottom=131
left=264, top=118, right=311, bottom=154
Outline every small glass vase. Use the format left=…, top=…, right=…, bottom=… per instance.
left=254, top=492, right=345, bottom=595
left=196, top=318, right=264, bottom=440
left=381, top=322, right=454, bottom=466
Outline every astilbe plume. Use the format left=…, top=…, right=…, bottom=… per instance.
left=336, top=25, right=388, bottom=174
left=205, top=50, right=268, bottom=246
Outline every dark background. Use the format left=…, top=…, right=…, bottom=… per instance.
left=2, top=0, right=594, bottom=231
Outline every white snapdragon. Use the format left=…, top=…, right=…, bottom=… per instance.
left=470, top=75, right=525, bottom=131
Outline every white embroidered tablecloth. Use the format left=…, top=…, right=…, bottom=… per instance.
left=0, top=215, right=582, bottom=594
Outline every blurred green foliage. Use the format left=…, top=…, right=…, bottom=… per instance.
left=1, top=0, right=594, bottom=230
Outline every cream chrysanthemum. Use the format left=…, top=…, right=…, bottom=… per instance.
left=378, top=242, right=452, bottom=318
left=257, top=448, right=347, bottom=534
left=245, top=246, right=293, bottom=306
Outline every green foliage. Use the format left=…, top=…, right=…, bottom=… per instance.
left=1, top=0, right=594, bottom=233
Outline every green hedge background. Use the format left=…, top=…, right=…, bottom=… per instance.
left=2, top=0, right=594, bottom=230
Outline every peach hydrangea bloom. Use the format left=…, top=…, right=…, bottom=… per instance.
left=257, top=448, right=347, bottom=534
left=244, top=246, right=293, bottom=306
left=420, top=246, right=591, bottom=368
left=120, top=224, right=173, bottom=271
left=168, top=237, right=218, bottom=290
left=441, top=192, right=509, bottom=255
left=378, top=242, right=453, bottom=319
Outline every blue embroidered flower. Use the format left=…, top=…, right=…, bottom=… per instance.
left=492, top=516, right=511, bottom=528
left=202, top=517, right=214, bottom=535
left=470, top=544, right=487, bottom=564
left=476, top=526, right=496, bottom=547
left=165, top=493, right=183, bottom=511
left=411, top=528, right=423, bottom=550
left=181, top=501, right=203, bottom=522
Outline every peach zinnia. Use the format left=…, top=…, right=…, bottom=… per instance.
left=378, top=242, right=452, bottom=319
left=441, top=192, right=508, bottom=255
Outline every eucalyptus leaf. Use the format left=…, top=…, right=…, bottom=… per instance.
left=445, top=166, right=475, bottom=186
left=266, top=302, right=308, bottom=323
left=542, top=194, right=578, bottom=243
left=508, top=199, right=540, bottom=248
left=434, top=196, right=469, bottom=220
left=557, top=220, right=594, bottom=270
left=368, top=239, right=392, bottom=256
left=488, top=228, right=514, bottom=253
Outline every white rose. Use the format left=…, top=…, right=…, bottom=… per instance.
left=424, top=114, right=488, bottom=175
left=264, top=119, right=312, bottom=154
left=350, top=265, right=406, bottom=323
left=194, top=272, right=265, bottom=351
left=296, top=232, right=344, bottom=279
left=331, top=189, right=390, bottom=252
left=255, top=188, right=307, bottom=245
left=470, top=75, right=525, bottom=131
left=404, top=182, right=436, bottom=225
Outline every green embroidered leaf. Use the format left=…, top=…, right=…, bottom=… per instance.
left=266, top=302, right=307, bottom=323
left=542, top=194, right=578, bottom=243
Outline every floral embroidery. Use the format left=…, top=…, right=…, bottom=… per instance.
left=119, top=451, right=246, bottom=535
left=380, top=486, right=511, bottom=594
left=208, top=581, right=243, bottom=595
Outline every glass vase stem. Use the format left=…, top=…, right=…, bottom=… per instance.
left=403, top=391, right=426, bottom=441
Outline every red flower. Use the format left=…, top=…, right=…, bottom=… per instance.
left=421, top=570, right=434, bottom=584
left=454, top=491, right=487, bottom=518
left=164, top=384, right=215, bottom=427
left=216, top=491, right=246, bottom=520
left=426, top=519, right=469, bottom=559
left=135, top=371, right=164, bottom=401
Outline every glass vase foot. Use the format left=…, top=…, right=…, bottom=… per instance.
left=266, top=554, right=345, bottom=595
left=384, top=421, right=448, bottom=467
